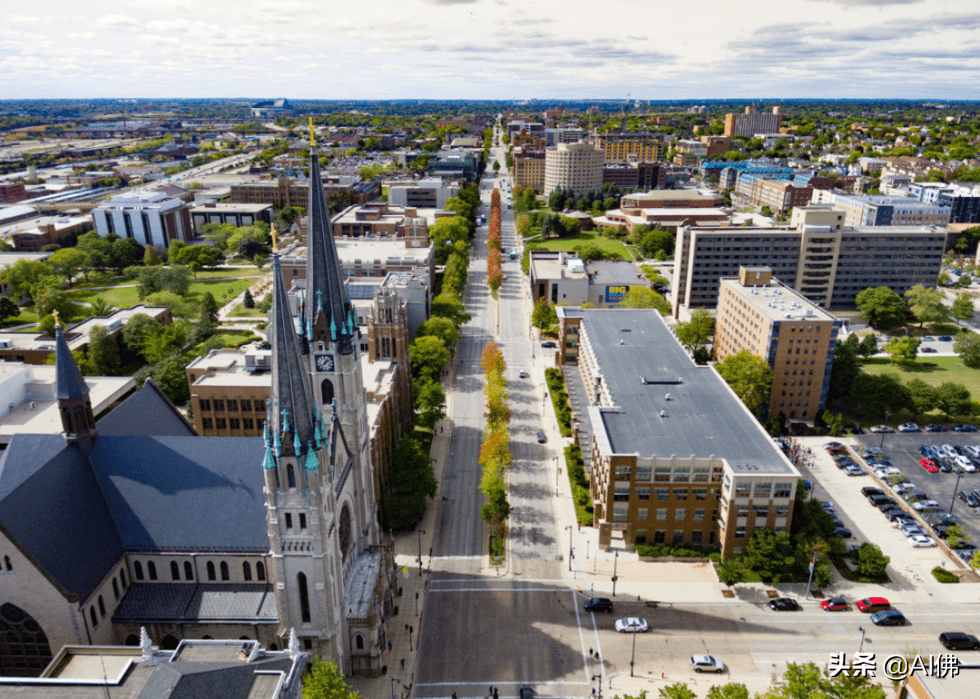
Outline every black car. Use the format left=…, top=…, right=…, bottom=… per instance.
left=938, top=336, right=954, bottom=342
left=541, top=341, right=557, bottom=348
left=868, top=494, right=891, bottom=506
left=520, top=686, right=534, bottom=699
left=832, top=527, right=853, bottom=539
left=925, top=424, right=946, bottom=432
left=862, top=487, right=884, bottom=498
left=849, top=424, right=865, bottom=435
left=939, top=632, right=980, bottom=650
left=953, top=424, right=979, bottom=432
left=536, top=431, right=547, bottom=443
left=584, top=597, right=613, bottom=613
left=769, top=598, right=800, bottom=611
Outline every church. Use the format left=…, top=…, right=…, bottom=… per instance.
left=0, top=147, right=395, bottom=678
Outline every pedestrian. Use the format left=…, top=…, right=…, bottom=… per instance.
left=401, top=659, right=405, bottom=670
left=589, top=648, right=593, bottom=657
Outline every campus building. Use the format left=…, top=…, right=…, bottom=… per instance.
left=714, top=266, right=841, bottom=421
left=528, top=251, right=650, bottom=307
left=92, top=190, right=192, bottom=251
left=810, top=191, right=951, bottom=228
left=723, top=106, right=782, bottom=138
left=543, top=142, right=605, bottom=196
left=512, top=147, right=546, bottom=192
left=556, top=308, right=800, bottom=558
left=593, top=133, right=662, bottom=162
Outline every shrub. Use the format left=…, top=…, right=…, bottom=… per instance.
left=932, top=566, right=959, bottom=583
left=636, top=543, right=720, bottom=558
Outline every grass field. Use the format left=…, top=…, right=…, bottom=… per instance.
left=862, top=356, right=980, bottom=400
left=73, top=267, right=264, bottom=290
left=530, top=232, right=632, bottom=259
left=71, top=277, right=261, bottom=309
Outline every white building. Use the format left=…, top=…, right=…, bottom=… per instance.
left=387, top=178, right=458, bottom=209
left=92, top=190, right=192, bottom=250
left=543, top=141, right=604, bottom=196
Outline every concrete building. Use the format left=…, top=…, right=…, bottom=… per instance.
left=601, top=162, right=664, bottom=190
left=231, top=176, right=379, bottom=210
left=810, top=191, right=951, bottom=227
left=700, top=136, right=734, bottom=158
left=676, top=140, right=708, bottom=157
left=557, top=308, right=799, bottom=557
left=734, top=175, right=813, bottom=214
left=714, top=266, right=841, bottom=421
left=723, top=106, right=782, bottom=138
left=672, top=206, right=948, bottom=316
left=10, top=215, right=92, bottom=251
left=545, top=127, right=584, bottom=146
left=909, top=182, right=980, bottom=224
left=597, top=206, right=731, bottom=234
left=280, top=236, right=434, bottom=289
left=512, top=147, right=546, bottom=192
left=672, top=153, right=701, bottom=168
left=331, top=203, right=436, bottom=241
left=593, top=133, right=662, bottom=162
left=543, top=142, right=605, bottom=197
left=0, top=638, right=306, bottom=698
left=387, top=179, right=458, bottom=209
left=189, top=202, right=273, bottom=234
left=620, top=189, right=724, bottom=210
left=92, top=190, right=192, bottom=251
left=427, top=152, right=479, bottom=180
left=528, top=251, right=650, bottom=307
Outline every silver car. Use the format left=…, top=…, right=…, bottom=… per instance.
left=691, top=654, right=725, bottom=673
left=614, top=617, right=649, bottom=633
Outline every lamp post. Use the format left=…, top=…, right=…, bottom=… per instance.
left=565, top=525, right=574, bottom=571
left=611, top=550, right=619, bottom=596
left=879, top=409, right=891, bottom=450
left=555, top=456, right=559, bottom=493
left=390, top=677, right=401, bottom=699
left=858, top=626, right=866, bottom=654
left=592, top=674, right=603, bottom=699
left=950, top=471, right=964, bottom=515
left=417, top=529, right=426, bottom=577
left=629, top=621, right=638, bottom=676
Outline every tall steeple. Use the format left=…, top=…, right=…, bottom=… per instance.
left=268, top=253, right=316, bottom=456
left=54, top=320, right=96, bottom=449
left=304, top=147, right=356, bottom=355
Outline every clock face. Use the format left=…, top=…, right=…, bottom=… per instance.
left=315, top=354, right=334, bottom=372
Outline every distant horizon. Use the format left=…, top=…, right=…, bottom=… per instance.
left=3, top=97, right=980, bottom=104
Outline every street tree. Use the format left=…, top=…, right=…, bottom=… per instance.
left=856, top=286, right=906, bottom=328
left=883, top=336, right=920, bottom=365
left=934, top=382, right=972, bottom=419
left=409, top=336, right=450, bottom=383
left=384, top=435, right=438, bottom=530
left=744, top=529, right=795, bottom=583
left=716, top=559, right=748, bottom=587
left=951, top=292, right=975, bottom=321
left=905, top=285, right=949, bottom=327
left=856, top=543, right=890, bottom=579
left=706, top=684, right=749, bottom=699
left=955, top=332, right=980, bottom=368
left=302, top=658, right=359, bottom=699
left=416, top=316, right=461, bottom=351
left=716, top=350, right=773, bottom=416
left=675, top=308, right=715, bottom=363
left=412, top=378, right=446, bottom=430
left=659, top=684, right=696, bottom=699
left=945, top=524, right=973, bottom=550
left=764, top=661, right=886, bottom=699
left=531, top=297, right=558, bottom=329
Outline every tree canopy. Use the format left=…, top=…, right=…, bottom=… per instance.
left=855, top=286, right=906, bottom=328
left=716, top=350, right=773, bottom=416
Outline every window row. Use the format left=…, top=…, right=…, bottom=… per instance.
left=202, top=417, right=256, bottom=431
left=132, top=559, right=266, bottom=583
left=90, top=567, right=129, bottom=629
left=198, top=399, right=265, bottom=413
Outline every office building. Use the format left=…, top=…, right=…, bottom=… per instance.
left=735, top=174, right=813, bottom=214
left=543, top=142, right=605, bottom=197
left=427, top=152, right=479, bottom=180
left=714, top=266, right=841, bottom=421
left=528, top=251, right=650, bottom=307
left=512, top=147, right=546, bottom=192
left=601, top=162, right=664, bottom=190
left=0, top=182, right=28, bottom=204
left=620, top=190, right=723, bottom=210
left=593, top=133, right=662, bottom=162
left=387, top=179, right=458, bottom=209
left=280, top=236, right=434, bottom=288
left=545, top=127, right=584, bottom=146
left=672, top=206, right=948, bottom=316
left=556, top=307, right=799, bottom=557
left=190, top=202, right=273, bottom=234
left=909, top=182, right=980, bottom=224
left=810, top=191, right=951, bottom=227
left=92, top=190, right=192, bottom=250
left=723, top=106, right=782, bottom=138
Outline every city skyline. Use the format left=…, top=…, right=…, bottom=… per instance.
left=1, top=0, right=979, bottom=100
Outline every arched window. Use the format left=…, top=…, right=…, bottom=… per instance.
left=90, top=607, right=98, bottom=627
left=98, top=596, right=105, bottom=617
left=161, top=635, right=179, bottom=651
left=298, top=573, right=311, bottom=623
left=147, top=561, right=157, bottom=581
left=125, top=634, right=139, bottom=646
left=134, top=561, right=144, bottom=581
left=339, top=504, right=352, bottom=560
left=120, top=569, right=126, bottom=588
left=287, top=464, right=296, bottom=489
left=243, top=562, right=252, bottom=581
left=256, top=562, right=266, bottom=581
left=220, top=561, right=229, bottom=581
left=321, top=379, right=334, bottom=405
left=202, top=635, right=212, bottom=640
left=171, top=561, right=180, bottom=581
left=355, top=634, right=364, bottom=650
left=3, top=556, right=10, bottom=571
left=206, top=562, right=216, bottom=581
left=0, top=603, right=53, bottom=677
left=112, top=578, right=119, bottom=600
left=184, top=562, right=193, bottom=581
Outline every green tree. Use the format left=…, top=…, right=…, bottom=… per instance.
left=764, top=661, right=886, bottom=699
left=123, top=314, right=163, bottom=355
left=659, top=684, right=696, bottom=699
left=151, top=353, right=191, bottom=405
left=384, top=435, right=438, bottom=530
left=413, top=378, right=445, bottom=430
left=35, top=288, right=79, bottom=322
left=945, top=524, right=972, bottom=550
left=905, top=285, right=949, bottom=327
left=856, top=286, right=906, bottom=328
left=828, top=335, right=860, bottom=403
left=493, top=159, right=500, bottom=174
left=200, top=292, right=220, bottom=324
left=675, top=308, right=714, bottom=362
left=144, top=245, right=163, bottom=266
left=955, top=332, right=980, bottom=368
left=844, top=372, right=912, bottom=416
left=0, top=296, right=20, bottom=323
left=87, top=325, right=120, bottom=375
left=431, top=293, right=471, bottom=327
left=907, top=378, right=938, bottom=415
left=883, top=336, right=920, bottom=365
left=417, top=316, right=461, bottom=350
left=243, top=288, right=255, bottom=309
left=0, top=258, right=55, bottom=301
left=951, top=292, right=975, bottom=322
left=620, top=287, right=670, bottom=314
left=857, top=333, right=879, bottom=359
left=302, top=658, right=359, bottom=699
left=706, top=684, right=749, bottom=699
left=531, top=297, right=558, bottom=329
left=47, top=248, right=88, bottom=286
left=410, top=336, right=450, bottom=383
left=136, top=266, right=192, bottom=298
left=716, top=559, right=748, bottom=587
left=934, top=382, right=972, bottom=419
left=760, top=204, right=774, bottom=217
left=856, top=543, right=890, bottom=579
left=744, top=529, right=795, bottom=582
left=638, top=229, right=674, bottom=258
left=716, top=350, right=773, bottom=416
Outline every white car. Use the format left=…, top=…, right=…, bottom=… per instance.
left=908, top=535, right=937, bottom=548
left=844, top=464, right=866, bottom=476
left=897, top=423, right=921, bottom=433
left=691, top=655, right=725, bottom=673
left=912, top=500, right=941, bottom=511
left=614, top=617, right=649, bottom=633
left=893, top=483, right=916, bottom=494
left=874, top=466, right=900, bottom=477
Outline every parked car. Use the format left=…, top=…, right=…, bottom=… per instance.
left=939, top=632, right=980, bottom=650
left=844, top=464, right=865, bottom=477
left=820, top=501, right=835, bottom=511
left=541, top=341, right=557, bottom=348
left=584, top=597, right=613, bottom=613
left=953, top=423, right=978, bottom=432
left=520, top=686, right=533, bottom=699
left=769, top=598, right=800, bottom=611
left=920, top=458, right=939, bottom=473
left=908, top=534, right=937, bottom=548
left=690, top=655, right=725, bottom=673
left=959, top=491, right=980, bottom=508
left=919, top=445, right=937, bottom=458
left=869, top=425, right=895, bottom=433
left=897, top=423, right=921, bottom=433
left=938, top=335, right=954, bottom=342
left=820, top=597, right=849, bottom=612
left=922, top=347, right=938, bottom=353
left=862, top=487, right=884, bottom=498
left=536, top=431, right=547, bottom=443
left=518, top=369, right=529, bottom=378
left=856, top=597, right=891, bottom=612
left=614, top=617, right=649, bottom=633
left=832, top=527, right=853, bottom=539
left=871, top=609, right=907, bottom=626
left=924, top=424, right=946, bottom=432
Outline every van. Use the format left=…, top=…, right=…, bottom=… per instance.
left=856, top=597, right=891, bottom=613
left=939, top=632, right=980, bottom=650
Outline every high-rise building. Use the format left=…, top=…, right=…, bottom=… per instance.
left=512, top=147, right=546, bottom=192
left=92, top=190, right=192, bottom=250
left=714, top=266, right=841, bottom=421
left=593, top=132, right=661, bottom=162
left=723, top=106, right=782, bottom=138
left=543, top=141, right=604, bottom=196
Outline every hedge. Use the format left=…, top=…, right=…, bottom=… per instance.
left=564, top=444, right=593, bottom=526
left=635, top=543, right=720, bottom=559
left=545, top=367, right=572, bottom=436
left=932, top=566, right=959, bottom=583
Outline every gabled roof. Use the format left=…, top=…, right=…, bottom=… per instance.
left=135, top=656, right=295, bottom=699
left=97, top=380, right=196, bottom=437
left=55, top=325, right=88, bottom=400
left=0, top=435, right=123, bottom=600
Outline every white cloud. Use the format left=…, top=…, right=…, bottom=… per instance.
left=138, top=34, right=182, bottom=46
left=90, top=14, right=142, bottom=29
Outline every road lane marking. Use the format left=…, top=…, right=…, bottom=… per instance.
left=427, top=587, right=574, bottom=593
left=415, top=682, right=590, bottom=687
left=572, top=589, right=591, bottom=683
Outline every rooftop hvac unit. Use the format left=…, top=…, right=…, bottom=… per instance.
left=0, top=340, right=11, bottom=349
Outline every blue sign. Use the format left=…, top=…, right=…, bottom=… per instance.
left=605, top=285, right=628, bottom=303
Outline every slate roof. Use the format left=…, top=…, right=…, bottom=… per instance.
left=113, top=584, right=277, bottom=623
left=134, top=656, right=295, bottom=699
left=97, top=381, right=196, bottom=437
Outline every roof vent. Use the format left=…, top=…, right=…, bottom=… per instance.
left=619, top=339, right=625, bottom=345
left=665, top=393, right=671, bottom=401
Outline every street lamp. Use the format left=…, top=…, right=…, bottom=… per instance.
left=390, top=677, right=401, bottom=699
left=417, top=529, right=426, bottom=577
left=565, top=525, right=574, bottom=571
left=950, top=471, right=964, bottom=514
left=611, top=551, right=619, bottom=596
left=591, top=674, right=603, bottom=699
left=629, top=621, right=639, bottom=676
left=879, top=409, right=891, bottom=449
left=858, top=626, right=867, bottom=654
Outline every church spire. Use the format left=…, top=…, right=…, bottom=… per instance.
left=269, top=252, right=316, bottom=451
left=304, top=147, right=355, bottom=354
left=54, top=318, right=96, bottom=448
left=55, top=317, right=87, bottom=401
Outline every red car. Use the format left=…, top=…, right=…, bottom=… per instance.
left=856, top=597, right=891, bottom=613
left=821, top=597, right=849, bottom=612
left=920, top=458, right=939, bottom=473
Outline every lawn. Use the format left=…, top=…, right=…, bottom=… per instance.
left=861, top=356, right=980, bottom=401
left=230, top=303, right=267, bottom=318
left=71, top=277, right=261, bottom=309
left=72, top=267, right=263, bottom=290
left=530, top=232, right=632, bottom=259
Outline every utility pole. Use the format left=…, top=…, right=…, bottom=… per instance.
left=804, top=550, right=818, bottom=599
left=611, top=551, right=619, bottom=596
left=565, top=525, right=574, bottom=572
left=417, top=529, right=426, bottom=577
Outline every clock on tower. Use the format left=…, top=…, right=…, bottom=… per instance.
left=315, top=353, right=334, bottom=372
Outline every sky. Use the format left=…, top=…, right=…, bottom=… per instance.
left=1, top=0, right=980, bottom=100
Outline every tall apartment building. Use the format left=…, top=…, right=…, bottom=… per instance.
left=543, top=141, right=604, bottom=196
left=723, top=106, right=782, bottom=138
left=672, top=206, right=948, bottom=316
left=909, top=182, right=980, bottom=224
left=811, top=191, right=951, bottom=227
left=545, top=127, right=584, bottom=146
left=601, top=162, right=664, bottom=190
left=714, top=267, right=841, bottom=421
left=735, top=174, right=813, bottom=214
left=556, top=307, right=799, bottom=558
left=512, top=147, right=546, bottom=192
left=593, top=133, right=661, bottom=162
left=92, top=190, right=192, bottom=250
left=700, top=136, right=733, bottom=157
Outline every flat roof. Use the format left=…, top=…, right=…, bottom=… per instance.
left=0, top=251, right=51, bottom=270
left=0, top=306, right=170, bottom=352
left=624, top=189, right=719, bottom=201
left=720, top=277, right=838, bottom=323
left=586, top=259, right=646, bottom=286
left=286, top=238, right=432, bottom=263
left=190, top=203, right=272, bottom=213
left=574, top=309, right=797, bottom=476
